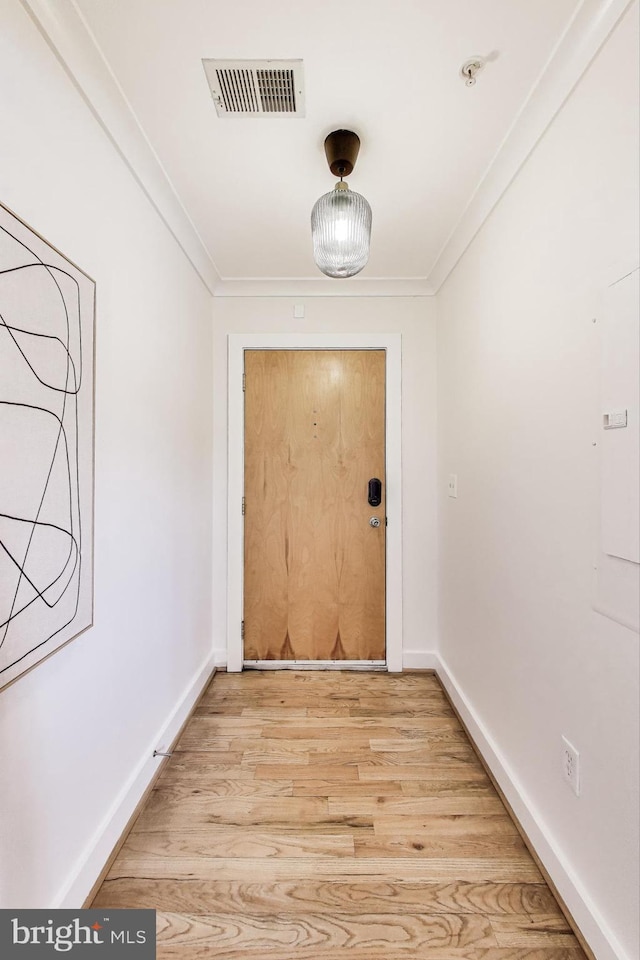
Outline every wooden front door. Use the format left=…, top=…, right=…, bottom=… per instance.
left=243, top=350, right=386, bottom=661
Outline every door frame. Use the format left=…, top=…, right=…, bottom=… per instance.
left=226, top=333, right=403, bottom=672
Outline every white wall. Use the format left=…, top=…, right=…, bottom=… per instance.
left=0, top=0, right=213, bottom=907
left=211, top=296, right=437, bottom=667
left=436, top=5, right=639, bottom=959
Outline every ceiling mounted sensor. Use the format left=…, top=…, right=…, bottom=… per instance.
left=202, top=59, right=305, bottom=117
left=460, top=56, right=486, bottom=86
left=311, top=130, right=372, bottom=279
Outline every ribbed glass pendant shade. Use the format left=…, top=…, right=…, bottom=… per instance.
left=311, top=184, right=372, bottom=278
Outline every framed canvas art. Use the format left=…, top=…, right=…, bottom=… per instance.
left=0, top=203, right=95, bottom=690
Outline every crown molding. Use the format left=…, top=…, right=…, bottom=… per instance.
left=427, top=0, right=637, bottom=293
left=214, top=277, right=435, bottom=297
left=20, top=0, right=220, bottom=295
left=20, top=0, right=631, bottom=301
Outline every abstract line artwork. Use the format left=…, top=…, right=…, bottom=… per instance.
left=0, top=203, right=94, bottom=690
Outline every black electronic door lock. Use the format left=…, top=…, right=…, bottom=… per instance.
left=368, top=477, right=382, bottom=507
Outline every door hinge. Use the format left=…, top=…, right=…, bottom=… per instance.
left=242, top=372, right=246, bottom=391
left=242, top=497, right=246, bottom=516
left=241, top=620, right=245, bottom=640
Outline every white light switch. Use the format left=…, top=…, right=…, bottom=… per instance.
left=293, top=303, right=305, bottom=319
left=603, top=410, right=628, bottom=429
left=447, top=474, right=458, bottom=498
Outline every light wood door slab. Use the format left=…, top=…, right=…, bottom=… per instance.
left=243, top=350, right=385, bottom=660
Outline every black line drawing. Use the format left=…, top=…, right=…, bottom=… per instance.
left=0, top=205, right=94, bottom=689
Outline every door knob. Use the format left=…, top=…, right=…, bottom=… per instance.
left=369, top=517, right=381, bottom=528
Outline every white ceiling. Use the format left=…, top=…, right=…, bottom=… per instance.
left=74, top=0, right=580, bottom=284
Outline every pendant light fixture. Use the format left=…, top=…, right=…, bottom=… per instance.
left=311, top=130, right=372, bottom=278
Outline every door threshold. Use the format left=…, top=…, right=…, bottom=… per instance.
left=243, top=660, right=387, bottom=671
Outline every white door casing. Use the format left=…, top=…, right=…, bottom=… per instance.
left=226, top=333, right=403, bottom=672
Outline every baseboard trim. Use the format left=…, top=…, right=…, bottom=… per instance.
left=436, top=653, right=630, bottom=960
left=402, top=649, right=440, bottom=670
left=218, top=653, right=438, bottom=671
left=52, top=652, right=217, bottom=908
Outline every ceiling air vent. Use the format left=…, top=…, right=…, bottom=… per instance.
left=203, top=59, right=305, bottom=117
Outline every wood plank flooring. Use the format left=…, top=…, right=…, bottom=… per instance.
left=91, top=670, right=587, bottom=960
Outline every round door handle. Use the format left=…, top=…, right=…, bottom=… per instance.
left=369, top=517, right=381, bottom=528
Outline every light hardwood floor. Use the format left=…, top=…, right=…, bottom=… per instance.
left=92, top=670, right=588, bottom=959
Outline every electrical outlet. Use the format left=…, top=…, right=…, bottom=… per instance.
left=447, top=474, right=458, bottom=498
left=562, top=736, right=580, bottom=796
